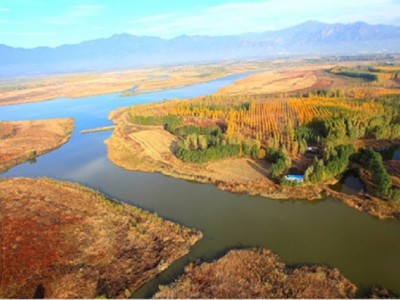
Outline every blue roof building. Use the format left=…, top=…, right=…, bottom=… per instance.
left=284, top=175, right=304, bottom=182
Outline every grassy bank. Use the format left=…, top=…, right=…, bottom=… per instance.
left=0, top=118, right=74, bottom=172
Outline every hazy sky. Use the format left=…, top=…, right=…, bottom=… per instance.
left=0, top=0, right=399, bottom=48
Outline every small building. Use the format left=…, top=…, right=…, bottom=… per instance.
left=306, top=146, right=320, bottom=153
left=284, top=175, right=304, bottom=182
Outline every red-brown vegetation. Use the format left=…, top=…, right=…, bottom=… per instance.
left=0, top=118, right=74, bottom=172
left=154, top=248, right=357, bottom=299
left=0, top=178, right=201, bottom=298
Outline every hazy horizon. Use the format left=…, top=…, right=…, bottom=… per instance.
left=1, top=0, right=400, bottom=48
left=2, top=19, right=397, bottom=50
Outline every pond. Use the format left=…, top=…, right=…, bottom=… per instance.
left=379, top=145, right=400, bottom=161
left=331, top=170, right=365, bottom=195
left=1, top=73, right=400, bottom=297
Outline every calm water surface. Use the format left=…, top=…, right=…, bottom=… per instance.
left=380, top=145, right=400, bottom=161
left=331, top=170, right=365, bottom=195
left=0, top=73, right=399, bottom=297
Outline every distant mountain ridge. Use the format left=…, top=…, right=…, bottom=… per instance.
left=1, top=21, right=400, bottom=78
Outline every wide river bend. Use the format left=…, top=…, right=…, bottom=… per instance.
left=0, top=73, right=399, bottom=297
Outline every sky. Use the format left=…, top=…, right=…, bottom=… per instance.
left=0, top=0, right=399, bottom=48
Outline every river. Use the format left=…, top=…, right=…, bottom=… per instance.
left=0, top=73, right=399, bottom=297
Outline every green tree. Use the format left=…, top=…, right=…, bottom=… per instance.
left=198, top=135, right=208, bottom=150
left=188, top=134, right=198, bottom=150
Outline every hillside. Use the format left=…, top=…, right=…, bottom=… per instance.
left=1, top=21, right=400, bottom=78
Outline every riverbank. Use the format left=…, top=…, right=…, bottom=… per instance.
left=325, top=160, right=400, bottom=220
left=154, top=248, right=358, bottom=298
left=106, top=108, right=400, bottom=219
left=0, top=118, right=74, bottom=172
left=105, top=108, right=322, bottom=201
left=0, top=61, right=272, bottom=106
left=0, top=59, right=369, bottom=107
left=325, top=187, right=400, bottom=220
left=0, top=177, right=201, bottom=298
left=216, top=64, right=340, bottom=95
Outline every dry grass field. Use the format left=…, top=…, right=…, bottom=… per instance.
left=216, top=64, right=345, bottom=95
left=0, top=59, right=391, bottom=107
left=0, top=118, right=74, bottom=172
left=106, top=125, right=269, bottom=185
left=0, top=61, right=273, bottom=106
left=154, top=248, right=357, bottom=299
left=0, top=177, right=201, bottom=298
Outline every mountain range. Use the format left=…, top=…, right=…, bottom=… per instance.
left=1, top=20, right=400, bottom=78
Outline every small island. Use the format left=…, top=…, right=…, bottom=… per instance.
left=154, top=248, right=358, bottom=299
